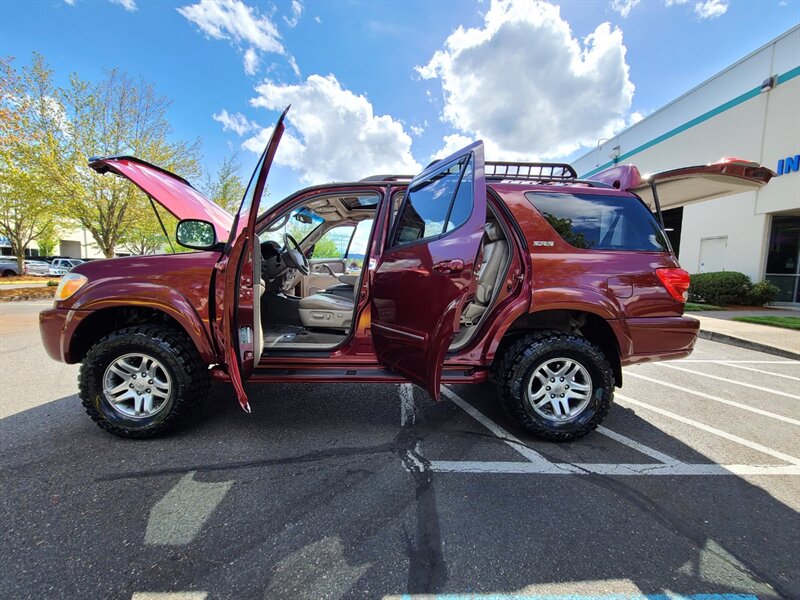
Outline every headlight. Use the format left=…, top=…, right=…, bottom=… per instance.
left=54, top=273, right=88, bottom=302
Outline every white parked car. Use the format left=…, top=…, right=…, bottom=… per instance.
left=48, top=258, right=85, bottom=276
left=24, top=260, right=52, bottom=276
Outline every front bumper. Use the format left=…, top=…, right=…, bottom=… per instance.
left=39, top=307, right=75, bottom=362
left=614, top=315, right=700, bottom=366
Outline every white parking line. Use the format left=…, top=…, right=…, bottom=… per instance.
left=717, top=361, right=800, bottom=382
left=624, top=371, right=800, bottom=426
left=438, top=388, right=800, bottom=476
left=616, top=394, right=800, bottom=466
left=655, top=363, right=800, bottom=399
left=429, top=460, right=800, bottom=476
left=440, top=387, right=577, bottom=473
left=676, top=359, right=799, bottom=364
left=596, top=426, right=680, bottom=464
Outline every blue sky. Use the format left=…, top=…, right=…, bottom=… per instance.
left=1, top=0, right=798, bottom=202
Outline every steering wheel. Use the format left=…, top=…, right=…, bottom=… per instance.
left=283, top=233, right=310, bottom=275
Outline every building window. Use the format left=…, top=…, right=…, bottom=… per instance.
left=765, top=215, right=800, bottom=304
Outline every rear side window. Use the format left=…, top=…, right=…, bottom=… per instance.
left=526, top=192, right=669, bottom=252
left=390, top=155, right=473, bottom=247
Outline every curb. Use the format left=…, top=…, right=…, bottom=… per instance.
left=698, top=329, right=800, bottom=360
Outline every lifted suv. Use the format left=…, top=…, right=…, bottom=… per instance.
left=40, top=109, right=773, bottom=440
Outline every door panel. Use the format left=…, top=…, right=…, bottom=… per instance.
left=222, top=107, right=288, bottom=411
left=371, top=141, right=486, bottom=400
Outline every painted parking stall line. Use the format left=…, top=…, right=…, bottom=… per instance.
left=419, top=387, right=800, bottom=476
left=716, top=361, right=800, bottom=382
left=623, top=371, right=800, bottom=426
left=655, top=363, right=800, bottom=400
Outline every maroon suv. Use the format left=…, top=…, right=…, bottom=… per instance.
left=40, top=109, right=773, bottom=440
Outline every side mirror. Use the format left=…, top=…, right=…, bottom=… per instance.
left=176, top=219, right=217, bottom=250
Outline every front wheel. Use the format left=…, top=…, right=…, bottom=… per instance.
left=495, top=331, right=614, bottom=441
left=79, top=325, right=209, bottom=438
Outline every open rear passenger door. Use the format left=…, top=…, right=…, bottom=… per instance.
left=221, top=107, right=288, bottom=412
left=371, top=141, right=486, bottom=400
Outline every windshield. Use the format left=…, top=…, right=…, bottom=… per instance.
left=260, top=207, right=325, bottom=246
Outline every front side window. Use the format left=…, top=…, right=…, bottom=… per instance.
left=526, top=192, right=669, bottom=252
left=390, top=155, right=473, bottom=247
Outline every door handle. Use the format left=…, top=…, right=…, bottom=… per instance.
left=433, top=259, right=464, bottom=274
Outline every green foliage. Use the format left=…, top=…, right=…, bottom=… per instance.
left=688, top=271, right=777, bottom=306
left=203, top=153, right=246, bottom=214
left=745, top=281, right=780, bottom=306
left=28, top=54, right=201, bottom=258
left=47, top=280, right=59, bottom=287
left=732, top=316, right=800, bottom=330
left=0, top=57, right=61, bottom=273
left=35, top=224, right=60, bottom=257
left=312, top=237, right=341, bottom=258
left=542, top=213, right=590, bottom=249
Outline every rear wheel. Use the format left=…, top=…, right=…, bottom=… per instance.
left=495, top=331, right=614, bottom=441
left=2, top=269, right=15, bottom=277
left=79, top=325, right=209, bottom=438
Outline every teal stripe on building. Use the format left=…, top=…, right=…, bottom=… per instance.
left=581, top=66, right=800, bottom=179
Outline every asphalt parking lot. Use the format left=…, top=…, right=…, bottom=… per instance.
left=1, top=301, right=799, bottom=599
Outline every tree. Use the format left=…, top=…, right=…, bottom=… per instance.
left=35, top=223, right=60, bottom=257
left=204, top=153, right=246, bottom=214
left=0, top=57, right=59, bottom=274
left=32, top=55, right=201, bottom=258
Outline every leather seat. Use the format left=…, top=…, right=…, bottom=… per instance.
left=461, top=222, right=508, bottom=326
left=299, top=275, right=359, bottom=329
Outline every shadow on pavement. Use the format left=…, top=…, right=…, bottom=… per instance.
left=0, top=381, right=797, bottom=599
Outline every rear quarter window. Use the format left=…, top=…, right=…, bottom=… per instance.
left=525, top=192, right=669, bottom=252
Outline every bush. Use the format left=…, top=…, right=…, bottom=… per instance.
left=46, top=280, right=59, bottom=287
left=688, top=271, right=752, bottom=305
left=745, top=280, right=780, bottom=306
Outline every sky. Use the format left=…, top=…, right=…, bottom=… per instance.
left=1, top=0, right=799, bottom=203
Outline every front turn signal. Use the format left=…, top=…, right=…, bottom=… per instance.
left=54, top=273, right=88, bottom=302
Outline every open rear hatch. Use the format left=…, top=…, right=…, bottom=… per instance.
left=591, top=158, right=775, bottom=212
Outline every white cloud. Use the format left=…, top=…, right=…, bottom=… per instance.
left=213, top=109, right=258, bottom=135
left=64, top=0, right=76, bottom=5
left=694, top=0, right=728, bottom=18
left=110, top=0, right=137, bottom=10
left=283, top=0, right=303, bottom=28
left=244, top=74, right=421, bottom=183
left=410, top=124, right=425, bottom=136
left=610, top=0, right=640, bottom=17
left=177, top=0, right=298, bottom=76
left=314, top=15, right=321, bottom=24
left=418, top=0, right=635, bottom=160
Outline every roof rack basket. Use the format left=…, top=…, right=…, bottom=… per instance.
left=484, top=161, right=577, bottom=182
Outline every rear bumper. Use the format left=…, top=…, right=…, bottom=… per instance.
left=615, top=315, right=700, bottom=366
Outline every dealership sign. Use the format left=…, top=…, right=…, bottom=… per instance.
left=776, top=154, right=800, bottom=176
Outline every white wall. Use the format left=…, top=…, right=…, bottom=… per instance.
left=571, top=26, right=800, bottom=283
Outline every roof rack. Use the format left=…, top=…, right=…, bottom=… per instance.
left=360, top=174, right=414, bottom=182
left=484, top=161, right=577, bottom=182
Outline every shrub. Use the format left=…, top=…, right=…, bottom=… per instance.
left=46, top=280, right=59, bottom=287
left=688, top=271, right=752, bottom=305
left=745, top=280, right=780, bottom=306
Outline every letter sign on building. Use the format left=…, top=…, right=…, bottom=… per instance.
left=776, top=154, right=800, bottom=176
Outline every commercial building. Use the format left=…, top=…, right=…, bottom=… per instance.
left=573, top=26, right=800, bottom=305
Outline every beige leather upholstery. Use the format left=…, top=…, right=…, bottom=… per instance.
left=299, top=290, right=354, bottom=329
left=461, top=222, right=508, bottom=326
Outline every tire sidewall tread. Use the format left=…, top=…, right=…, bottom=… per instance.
left=495, top=330, right=614, bottom=442
left=79, top=325, right=209, bottom=439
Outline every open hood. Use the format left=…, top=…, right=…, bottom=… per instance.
left=89, top=156, right=234, bottom=241
left=590, top=158, right=775, bottom=211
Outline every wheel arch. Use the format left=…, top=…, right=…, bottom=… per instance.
left=68, top=304, right=216, bottom=365
left=495, top=308, right=623, bottom=387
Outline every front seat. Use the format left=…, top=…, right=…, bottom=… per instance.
left=298, top=274, right=358, bottom=330
left=461, top=221, right=508, bottom=326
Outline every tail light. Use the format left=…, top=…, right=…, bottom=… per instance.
left=656, top=268, right=690, bottom=302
